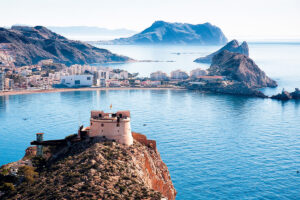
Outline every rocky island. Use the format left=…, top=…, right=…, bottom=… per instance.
left=0, top=110, right=176, bottom=200
left=194, top=39, right=249, bottom=63
left=188, top=47, right=277, bottom=97
left=0, top=26, right=132, bottom=67
left=98, top=21, right=228, bottom=45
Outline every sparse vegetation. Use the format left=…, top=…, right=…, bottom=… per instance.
left=18, top=166, right=38, bottom=184
left=1, top=138, right=175, bottom=200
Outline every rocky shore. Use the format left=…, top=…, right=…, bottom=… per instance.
left=271, top=88, right=300, bottom=100
left=188, top=82, right=267, bottom=98
left=0, top=133, right=176, bottom=200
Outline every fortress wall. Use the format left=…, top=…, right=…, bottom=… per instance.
left=132, top=132, right=157, bottom=151
left=89, top=119, right=133, bottom=145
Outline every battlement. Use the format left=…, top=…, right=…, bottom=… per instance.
left=88, top=110, right=133, bottom=146
left=91, top=110, right=130, bottom=120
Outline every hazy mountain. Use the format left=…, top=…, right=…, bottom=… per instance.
left=0, top=26, right=132, bottom=66
left=99, top=21, right=228, bottom=45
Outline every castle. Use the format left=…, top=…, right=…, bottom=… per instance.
left=31, top=110, right=158, bottom=158
left=79, top=110, right=133, bottom=146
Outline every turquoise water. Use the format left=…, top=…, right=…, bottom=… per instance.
left=1, top=43, right=300, bottom=199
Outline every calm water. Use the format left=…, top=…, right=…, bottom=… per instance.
left=1, top=43, right=300, bottom=199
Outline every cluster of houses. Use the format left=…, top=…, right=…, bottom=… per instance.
left=0, top=59, right=226, bottom=92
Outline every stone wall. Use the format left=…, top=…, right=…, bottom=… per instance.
left=132, top=132, right=157, bottom=151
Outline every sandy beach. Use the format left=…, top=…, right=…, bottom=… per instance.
left=0, top=87, right=185, bottom=97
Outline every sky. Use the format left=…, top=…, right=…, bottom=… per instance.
left=1, top=0, right=300, bottom=40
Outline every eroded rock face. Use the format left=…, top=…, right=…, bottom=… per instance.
left=194, top=40, right=249, bottom=63
left=2, top=135, right=176, bottom=200
left=132, top=132, right=176, bottom=200
left=0, top=26, right=132, bottom=66
left=209, top=50, right=277, bottom=88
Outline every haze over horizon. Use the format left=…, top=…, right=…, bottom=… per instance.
left=1, top=0, right=300, bottom=41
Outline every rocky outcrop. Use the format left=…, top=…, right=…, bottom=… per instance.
left=188, top=82, right=267, bottom=98
left=209, top=50, right=277, bottom=88
left=1, top=134, right=176, bottom=200
left=100, top=21, right=227, bottom=45
left=0, top=26, right=132, bottom=67
left=194, top=40, right=249, bottom=63
left=271, top=88, right=300, bottom=100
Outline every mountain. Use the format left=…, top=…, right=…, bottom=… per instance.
left=0, top=133, right=176, bottom=199
left=100, top=21, right=228, bottom=45
left=194, top=40, right=249, bottom=63
left=0, top=26, right=132, bottom=67
left=209, top=50, right=277, bottom=88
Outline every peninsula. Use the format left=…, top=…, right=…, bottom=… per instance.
left=0, top=110, right=176, bottom=200
left=0, top=26, right=132, bottom=67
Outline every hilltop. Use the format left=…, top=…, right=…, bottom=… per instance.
left=209, top=50, right=277, bottom=88
left=194, top=40, right=249, bottom=63
left=0, top=26, right=132, bottom=67
left=99, top=21, right=227, bottom=45
left=0, top=134, right=176, bottom=200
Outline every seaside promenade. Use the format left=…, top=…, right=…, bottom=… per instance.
left=0, top=87, right=184, bottom=97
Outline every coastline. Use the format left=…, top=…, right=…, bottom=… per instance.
left=0, top=87, right=185, bottom=97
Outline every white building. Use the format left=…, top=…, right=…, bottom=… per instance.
left=171, top=70, right=189, bottom=80
left=0, top=72, right=5, bottom=91
left=60, top=75, right=93, bottom=88
left=120, top=71, right=128, bottom=79
left=150, top=71, right=169, bottom=81
left=4, top=78, right=14, bottom=90
left=190, top=68, right=208, bottom=78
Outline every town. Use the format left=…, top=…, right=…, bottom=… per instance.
left=0, top=59, right=225, bottom=92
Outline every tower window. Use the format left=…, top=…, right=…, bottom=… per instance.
left=101, top=123, right=104, bottom=127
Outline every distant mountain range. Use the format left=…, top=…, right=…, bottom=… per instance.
left=98, top=21, right=228, bottom=45
left=0, top=26, right=132, bottom=67
left=47, top=26, right=137, bottom=40
left=48, top=26, right=136, bottom=36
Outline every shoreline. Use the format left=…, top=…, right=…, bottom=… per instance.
left=0, top=87, right=185, bottom=97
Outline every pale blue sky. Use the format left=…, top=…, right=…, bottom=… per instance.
left=1, top=0, right=300, bottom=40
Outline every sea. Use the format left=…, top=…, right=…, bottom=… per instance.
left=1, top=42, right=300, bottom=199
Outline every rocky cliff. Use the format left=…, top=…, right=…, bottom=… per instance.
left=0, top=134, right=176, bottom=200
left=209, top=50, right=277, bottom=88
left=194, top=40, right=249, bottom=63
left=0, top=26, right=132, bottom=67
left=100, top=21, right=227, bottom=45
